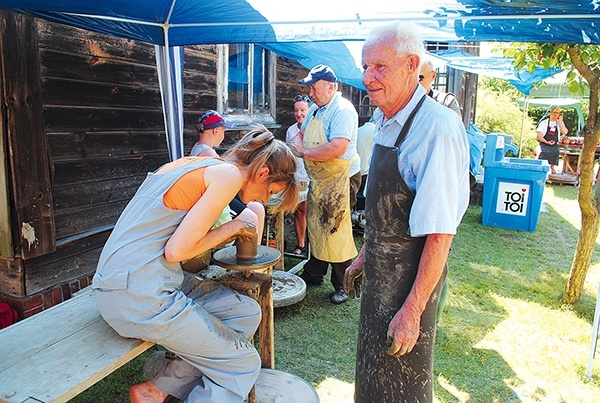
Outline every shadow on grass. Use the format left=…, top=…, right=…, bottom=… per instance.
left=433, top=190, right=600, bottom=400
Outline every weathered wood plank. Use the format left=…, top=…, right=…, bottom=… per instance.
left=53, top=200, right=129, bottom=241
left=51, top=154, right=169, bottom=185
left=0, top=259, right=24, bottom=297
left=24, top=230, right=110, bottom=296
left=0, top=288, right=153, bottom=403
left=40, top=49, right=159, bottom=87
left=42, top=77, right=162, bottom=109
left=36, top=21, right=157, bottom=65
left=0, top=11, right=55, bottom=259
left=43, top=106, right=166, bottom=132
left=47, top=131, right=168, bottom=161
left=0, top=72, right=12, bottom=260
left=52, top=174, right=145, bottom=211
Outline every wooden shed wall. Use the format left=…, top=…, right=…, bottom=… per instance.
left=0, top=14, right=309, bottom=306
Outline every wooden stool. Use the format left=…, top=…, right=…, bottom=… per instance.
left=199, top=266, right=275, bottom=403
left=215, top=270, right=274, bottom=369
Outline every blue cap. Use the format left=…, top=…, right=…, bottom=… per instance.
left=298, top=64, right=337, bottom=85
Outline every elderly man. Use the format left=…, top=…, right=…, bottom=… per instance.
left=343, top=23, right=470, bottom=402
left=289, top=64, right=360, bottom=304
left=419, top=59, right=462, bottom=117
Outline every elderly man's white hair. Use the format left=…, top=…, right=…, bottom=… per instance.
left=421, top=59, right=435, bottom=71
left=363, top=22, right=424, bottom=61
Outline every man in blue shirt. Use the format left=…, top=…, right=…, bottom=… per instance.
left=288, top=64, right=360, bottom=304
left=344, top=22, right=470, bottom=402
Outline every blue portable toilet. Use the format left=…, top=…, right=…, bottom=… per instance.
left=482, top=134, right=550, bottom=232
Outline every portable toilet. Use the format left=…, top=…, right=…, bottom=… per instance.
left=482, top=133, right=549, bottom=232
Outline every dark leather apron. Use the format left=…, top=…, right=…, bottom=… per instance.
left=355, top=95, right=446, bottom=402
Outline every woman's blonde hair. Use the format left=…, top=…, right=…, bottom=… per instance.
left=224, top=125, right=299, bottom=214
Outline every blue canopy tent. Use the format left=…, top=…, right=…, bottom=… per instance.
left=0, top=0, right=599, bottom=160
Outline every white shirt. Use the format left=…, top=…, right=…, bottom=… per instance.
left=285, top=123, right=310, bottom=183
left=373, top=85, right=470, bottom=237
left=357, top=121, right=376, bottom=176
left=536, top=118, right=558, bottom=135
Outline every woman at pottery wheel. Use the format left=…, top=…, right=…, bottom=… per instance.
left=92, top=126, right=299, bottom=403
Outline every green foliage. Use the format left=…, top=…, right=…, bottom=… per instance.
left=475, top=87, right=537, bottom=157
left=503, top=43, right=595, bottom=99
left=479, top=76, right=521, bottom=99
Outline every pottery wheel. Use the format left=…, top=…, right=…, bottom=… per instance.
left=249, top=368, right=320, bottom=403
left=273, top=270, right=306, bottom=308
left=213, top=245, right=281, bottom=271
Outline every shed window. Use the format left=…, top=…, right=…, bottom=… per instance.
left=217, top=44, right=277, bottom=127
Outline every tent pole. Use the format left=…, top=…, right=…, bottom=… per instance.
left=156, top=26, right=184, bottom=161
left=519, top=96, right=530, bottom=158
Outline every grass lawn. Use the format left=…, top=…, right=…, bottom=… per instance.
left=74, top=183, right=600, bottom=402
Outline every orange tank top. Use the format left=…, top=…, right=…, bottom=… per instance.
left=163, top=163, right=209, bottom=211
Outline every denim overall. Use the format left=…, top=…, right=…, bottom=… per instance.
left=93, top=158, right=261, bottom=402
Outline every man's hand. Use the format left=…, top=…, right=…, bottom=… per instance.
left=343, top=260, right=363, bottom=299
left=386, top=305, right=421, bottom=356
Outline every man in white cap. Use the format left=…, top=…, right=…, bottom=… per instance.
left=289, top=64, right=360, bottom=304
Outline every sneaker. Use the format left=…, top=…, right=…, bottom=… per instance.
left=330, top=289, right=349, bottom=304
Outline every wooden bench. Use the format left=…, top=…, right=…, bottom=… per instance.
left=0, top=287, right=154, bottom=403
left=0, top=270, right=275, bottom=403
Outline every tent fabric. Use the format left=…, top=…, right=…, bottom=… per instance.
left=430, top=50, right=561, bottom=96
left=264, top=42, right=365, bottom=90
left=1, top=0, right=600, bottom=46
left=156, top=45, right=185, bottom=161
left=2, top=0, right=598, bottom=160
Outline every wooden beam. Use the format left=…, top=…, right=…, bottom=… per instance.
left=0, top=61, right=11, bottom=259
left=0, top=11, right=55, bottom=259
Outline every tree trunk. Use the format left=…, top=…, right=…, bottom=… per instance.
left=564, top=184, right=600, bottom=303
left=564, top=46, right=600, bottom=303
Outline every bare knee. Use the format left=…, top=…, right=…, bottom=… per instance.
left=246, top=202, right=265, bottom=222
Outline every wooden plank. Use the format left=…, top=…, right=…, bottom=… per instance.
left=51, top=175, right=145, bottom=211
left=43, top=106, right=165, bottom=132
left=53, top=200, right=128, bottom=241
left=0, top=288, right=153, bottom=403
left=42, top=77, right=162, bottom=109
left=51, top=154, right=168, bottom=185
left=47, top=131, right=170, bottom=162
left=40, top=49, right=159, bottom=87
left=0, top=11, right=55, bottom=259
left=0, top=259, right=24, bottom=297
left=24, top=230, right=110, bottom=296
left=36, top=21, right=157, bottom=66
left=0, top=59, right=12, bottom=259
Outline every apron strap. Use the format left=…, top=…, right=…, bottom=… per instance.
left=394, top=94, right=428, bottom=148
